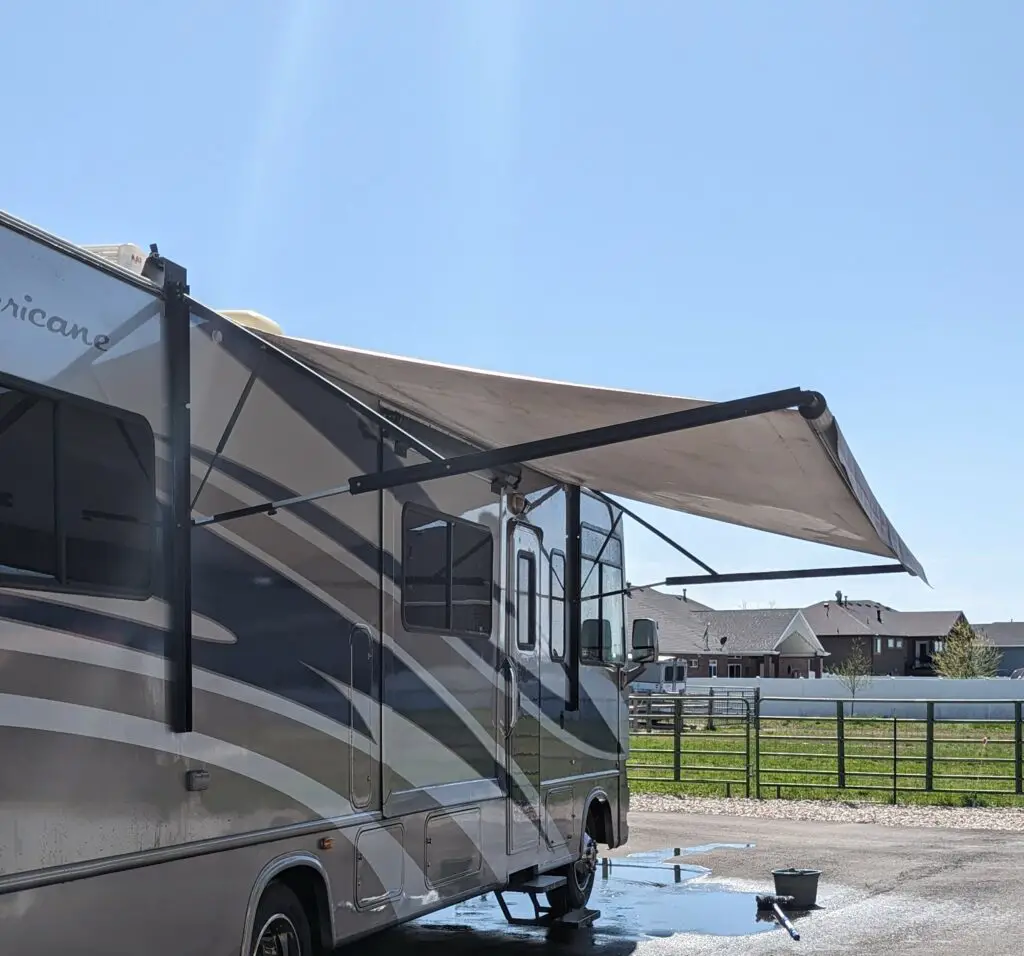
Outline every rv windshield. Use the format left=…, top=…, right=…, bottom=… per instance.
left=580, top=524, right=626, bottom=664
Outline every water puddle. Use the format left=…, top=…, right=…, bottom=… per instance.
left=678, top=842, right=756, bottom=855
left=607, top=843, right=755, bottom=869
left=406, top=845, right=778, bottom=948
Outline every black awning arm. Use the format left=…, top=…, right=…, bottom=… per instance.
left=192, top=484, right=352, bottom=528
left=348, top=386, right=824, bottom=496
left=589, top=488, right=716, bottom=576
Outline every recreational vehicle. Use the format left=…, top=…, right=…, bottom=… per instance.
left=630, top=660, right=688, bottom=695
left=0, top=211, right=925, bottom=955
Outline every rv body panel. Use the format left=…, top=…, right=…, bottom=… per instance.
left=0, top=213, right=628, bottom=954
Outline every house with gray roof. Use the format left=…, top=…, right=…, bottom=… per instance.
left=626, top=587, right=828, bottom=680
left=802, top=597, right=967, bottom=676
left=627, top=585, right=974, bottom=681
left=975, top=622, right=1024, bottom=676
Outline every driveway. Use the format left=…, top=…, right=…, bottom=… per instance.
left=344, top=810, right=1024, bottom=955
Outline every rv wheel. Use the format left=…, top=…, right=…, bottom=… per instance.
left=546, top=829, right=598, bottom=916
left=251, top=882, right=314, bottom=956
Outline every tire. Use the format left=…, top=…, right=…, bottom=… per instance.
left=251, top=881, right=314, bottom=956
left=546, top=827, right=599, bottom=917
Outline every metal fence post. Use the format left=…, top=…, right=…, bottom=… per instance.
left=925, top=702, right=935, bottom=792
left=707, top=686, right=716, bottom=732
left=836, top=700, right=846, bottom=790
left=754, top=689, right=762, bottom=800
left=1015, top=702, right=1022, bottom=795
left=743, top=698, right=751, bottom=798
left=672, top=697, right=682, bottom=782
left=892, top=716, right=898, bottom=805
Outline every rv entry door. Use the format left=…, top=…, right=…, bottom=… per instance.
left=505, top=520, right=543, bottom=856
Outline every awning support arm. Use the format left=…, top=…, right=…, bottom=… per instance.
left=589, top=489, right=717, bottom=576
left=347, top=386, right=825, bottom=496
left=192, top=485, right=352, bottom=528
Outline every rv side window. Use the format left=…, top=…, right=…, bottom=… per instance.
left=516, top=552, right=536, bottom=649
left=402, top=504, right=493, bottom=636
left=549, top=550, right=565, bottom=660
left=0, top=381, right=156, bottom=597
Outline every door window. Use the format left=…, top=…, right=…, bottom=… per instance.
left=516, top=551, right=537, bottom=649
left=549, top=550, right=565, bottom=660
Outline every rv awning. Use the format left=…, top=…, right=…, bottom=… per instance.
left=265, top=334, right=925, bottom=581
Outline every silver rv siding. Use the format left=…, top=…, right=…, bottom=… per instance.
left=0, top=214, right=624, bottom=954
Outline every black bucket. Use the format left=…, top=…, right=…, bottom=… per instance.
left=772, top=868, right=821, bottom=909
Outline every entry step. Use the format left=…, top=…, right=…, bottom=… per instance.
left=507, top=874, right=567, bottom=893
left=556, top=907, right=600, bottom=928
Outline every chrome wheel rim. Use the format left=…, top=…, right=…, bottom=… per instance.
left=574, top=832, right=598, bottom=891
left=254, top=913, right=300, bottom=956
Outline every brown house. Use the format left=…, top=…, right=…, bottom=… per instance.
left=805, top=598, right=967, bottom=676
left=627, top=587, right=828, bottom=679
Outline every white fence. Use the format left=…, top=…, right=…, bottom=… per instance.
left=685, top=676, right=1024, bottom=720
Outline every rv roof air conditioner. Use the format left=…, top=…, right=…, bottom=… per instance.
left=80, top=242, right=149, bottom=276
left=217, top=310, right=285, bottom=335
left=80, top=245, right=285, bottom=336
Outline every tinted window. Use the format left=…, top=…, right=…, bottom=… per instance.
left=402, top=504, right=493, bottom=635
left=0, top=388, right=56, bottom=578
left=549, top=550, right=565, bottom=660
left=61, top=402, right=155, bottom=590
left=0, top=382, right=155, bottom=595
left=402, top=510, right=450, bottom=630
left=451, top=519, right=493, bottom=634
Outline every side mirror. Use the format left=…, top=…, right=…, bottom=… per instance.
left=581, top=618, right=612, bottom=659
left=631, top=618, right=659, bottom=664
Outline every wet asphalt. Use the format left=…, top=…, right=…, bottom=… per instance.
left=340, top=810, right=1024, bottom=955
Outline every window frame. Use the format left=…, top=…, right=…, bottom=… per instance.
left=727, top=663, right=742, bottom=678
left=400, top=501, right=494, bottom=638
left=708, top=660, right=718, bottom=678
left=549, top=548, right=566, bottom=661
left=0, top=371, right=157, bottom=600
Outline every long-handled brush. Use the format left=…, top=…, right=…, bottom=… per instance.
left=756, top=895, right=800, bottom=941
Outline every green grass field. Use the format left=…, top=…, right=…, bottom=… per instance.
left=627, top=714, right=1024, bottom=807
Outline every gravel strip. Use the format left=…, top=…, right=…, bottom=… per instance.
left=630, top=792, right=1024, bottom=831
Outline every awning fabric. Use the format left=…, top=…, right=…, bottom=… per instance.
left=265, top=334, right=925, bottom=581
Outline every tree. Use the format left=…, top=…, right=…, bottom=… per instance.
left=832, top=638, right=872, bottom=715
left=932, top=620, right=1001, bottom=679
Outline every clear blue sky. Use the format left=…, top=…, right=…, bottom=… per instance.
left=5, top=2, right=1020, bottom=621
